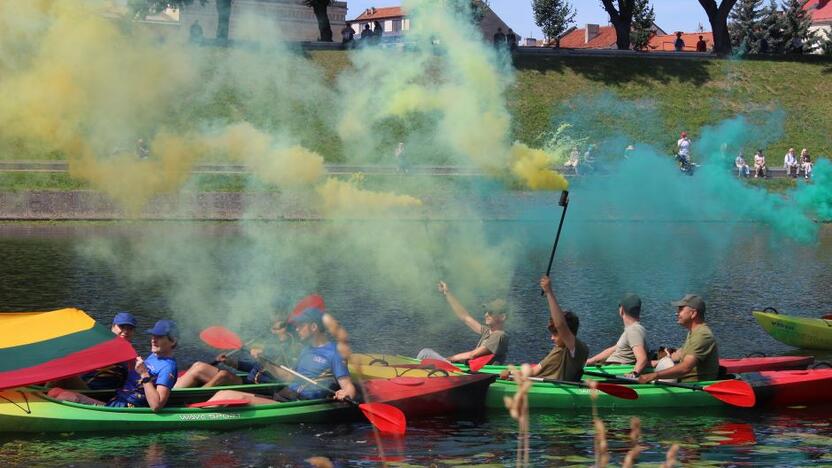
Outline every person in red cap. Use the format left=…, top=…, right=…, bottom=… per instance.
left=677, top=131, right=691, bottom=165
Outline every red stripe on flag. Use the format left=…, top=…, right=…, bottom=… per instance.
left=0, top=338, right=137, bottom=390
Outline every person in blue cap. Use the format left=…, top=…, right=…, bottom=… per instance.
left=50, top=319, right=179, bottom=411
left=49, top=312, right=138, bottom=390
left=206, top=307, right=356, bottom=405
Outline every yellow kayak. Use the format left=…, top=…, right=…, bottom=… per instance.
left=753, top=309, right=832, bottom=350
left=349, top=353, right=463, bottom=379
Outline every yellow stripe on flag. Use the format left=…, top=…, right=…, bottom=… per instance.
left=0, top=308, right=97, bottom=348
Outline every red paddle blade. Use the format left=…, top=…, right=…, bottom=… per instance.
left=419, top=359, right=459, bottom=373
left=468, top=354, right=495, bottom=372
left=595, top=382, right=639, bottom=400
left=291, top=294, right=326, bottom=317
left=822, top=314, right=832, bottom=320
left=703, top=380, right=756, bottom=408
left=199, top=326, right=243, bottom=350
left=358, top=402, right=407, bottom=435
left=188, top=398, right=250, bottom=408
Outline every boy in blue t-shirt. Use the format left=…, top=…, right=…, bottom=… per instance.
left=50, top=320, right=179, bottom=412
left=206, top=308, right=356, bottom=405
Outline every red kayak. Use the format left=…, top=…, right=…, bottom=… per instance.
left=362, top=373, right=496, bottom=417
left=721, top=355, right=814, bottom=373
left=743, top=368, right=832, bottom=406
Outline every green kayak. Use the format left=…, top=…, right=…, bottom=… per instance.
left=0, top=384, right=356, bottom=433
left=486, top=378, right=726, bottom=409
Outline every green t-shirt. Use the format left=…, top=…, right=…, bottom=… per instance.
left=537, top=339, right=589, bottom=382
left=678, top=324, right=719, bottom=382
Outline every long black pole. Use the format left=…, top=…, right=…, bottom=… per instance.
left=541, top=190, right=569, bottom=295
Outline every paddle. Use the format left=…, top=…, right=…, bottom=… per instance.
left=278, top=364, right=407, bottom=435
left=541, top=190, right=570, bottom=295
left=582, top=370, right=756, bottom=408
left=468, top=354, right=495, bottom=372
left=188, top=399, right=250, bottom=408
left=200, top=326, right=261, bottom=365
left=526, top=376, right=638, bottom=400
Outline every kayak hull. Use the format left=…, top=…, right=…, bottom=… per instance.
left=0, top=388, right=356, bottom=433
left=753, top=310, right=832, bottom=350
left=363, top=373, right=495, bottom=416
left=744, top=368, right=832, bottom=406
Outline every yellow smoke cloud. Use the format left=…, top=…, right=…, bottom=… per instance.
left=509, top=142, right=569, bottom=191
left=316, top=178, right=422, bottom=216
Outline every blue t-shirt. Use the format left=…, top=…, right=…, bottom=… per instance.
left=111, top=353, right=177, bottom=407
left=289, top=342, right=349, bottom=400
left=81, top=362, right=129, bottom=390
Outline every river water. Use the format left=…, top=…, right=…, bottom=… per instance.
left=2, top=220, right=832, bottom=466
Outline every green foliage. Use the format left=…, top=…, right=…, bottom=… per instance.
left=781, top=0, right=817, bottom=54
left=759, top=0, right=786, bottom=53
left=630, top=0, right=655, bottom=51
left=729, top=0, right=764, bottom=54
left=821, top=32, right=832, bottom=56
left=446, top=0, right=491, bottom=24
left=531, top=0, right=577, bottom=44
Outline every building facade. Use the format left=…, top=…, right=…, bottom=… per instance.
left=805, top=0, right=832, bottom=45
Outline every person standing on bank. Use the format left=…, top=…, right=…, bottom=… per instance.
left=638, top=294, right=720, bottom=383
left=585, top=294, right=649, bottom=377
left=417, top=281, right=509, bottom=365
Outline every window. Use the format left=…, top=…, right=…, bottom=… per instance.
left=392, top=19, right=402, bottom=32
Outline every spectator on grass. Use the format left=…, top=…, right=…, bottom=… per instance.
left=360, top=24, right=372, bottom=41
left=507, top=29, right=518, bottom=51
left=784, top=148, right=799, bottom=178
left=564, top=147, right=581, bottom=174
left=674, top=32, right=685, bottom=52
left=341, top=24, right=355, bottom=48
left=735, top=152, right=750, bottom=177
left=800, top=148, right=813, bottom=179
left=754, top=149, right=767, bottom=178
left=696, top=35, right=707, bottom=52
left=493, top=28, right=506, bottom=49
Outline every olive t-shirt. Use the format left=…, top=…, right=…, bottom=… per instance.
left=537, top=339, right=589, bottom=381
left=678, top=324, right=719, bottom=382
left=475, top=326, right=508, bottom=365
left=606, top=322, right=647, bottom=364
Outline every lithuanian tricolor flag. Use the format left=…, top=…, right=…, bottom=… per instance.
left=0, top=308, right=137, bottom=390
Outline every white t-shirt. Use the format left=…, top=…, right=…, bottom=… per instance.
left=677, top=138, right=691, bottom=157
left=735, top=156, right=747, bottom=168
left=784, top=152, right=797, bottom=167
left=755, top=154, right=766, bottom=166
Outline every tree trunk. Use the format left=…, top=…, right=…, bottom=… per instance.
left=312, top=4, right=333, bottom=42
left=216, top=0, right=232, bottom=44
left=600, top=0, right=634, bottom=50
left=698, top=0, right=738, bottom=55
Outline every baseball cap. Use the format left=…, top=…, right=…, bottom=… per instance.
left=619, top=294, right=642, bottom=316
left=482, top=299, right=508, bottom=316
left=145, top=319, right=179, bottom=340
left=671, top=294, right=706, bottom=315
left=112, top=312, right=137, bottom=327
left=291, top=307, right=324, bottom=328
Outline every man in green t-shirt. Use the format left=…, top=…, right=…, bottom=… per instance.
left=417, top=281, right=509, bottom=365
left=638, top=294, right=720, bottom=383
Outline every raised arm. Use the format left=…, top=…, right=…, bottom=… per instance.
left=540, top=275, right=576, bottom=352
left=438, top=281, right=482, bottom=334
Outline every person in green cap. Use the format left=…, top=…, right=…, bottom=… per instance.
left=585, top=293, right=649, bottom=377
left=638, top=294, right=720, bottom=383
left=417, top=281, right=509, bottom=365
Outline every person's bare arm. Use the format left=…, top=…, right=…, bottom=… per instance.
left=540, top=275, right=576, bottom=352
left=144, top=384, right=171, bottom=412
left=438, top=281, right=482, bottom=334
left=633, top=345, right=649, bottom=375
left=447, top=345, right=491, bottom=363
left=637, top=354, right=696, bottom=383
left=334, top=376, right=357, bottom=401
left=586, top=345, right=616, bottom=365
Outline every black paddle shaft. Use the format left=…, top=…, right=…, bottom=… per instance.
left=541, top=190, right=570, bottom=295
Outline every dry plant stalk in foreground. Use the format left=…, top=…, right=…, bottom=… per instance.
left=503, top=364, right=532, bottom=468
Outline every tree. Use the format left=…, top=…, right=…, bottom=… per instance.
left=759, top=0, right=785, bottom=53
left=821, top=31, right=832, bottom=56
left=447, top=0, right=491, bottom=24
left=304, top=0, right=333, bottom=42
left=728, top=0, right=764, bottom=54
left=629, top=0, right=655, bottom=51
left=531, top=0, right=577, bottom=48
left=781, top=0, right=817, bottom=54
left=600, top=0, right=635, bottom=50
left=698, top=0, right=740, bottom=55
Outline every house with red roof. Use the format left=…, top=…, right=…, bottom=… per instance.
left=805, top=0, right=832, bottom=43
left=557, top=23, right=672, bottom=50
left=648, top=32, right=714, bottom=52
left=347, top=4, right=513, bottom=44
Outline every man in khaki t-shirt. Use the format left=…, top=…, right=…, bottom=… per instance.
left=638, top=294, right=720, bottom=384
left=417, top=281, right=509, bottom=365
left=586, top=293, right=649, bottom=376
